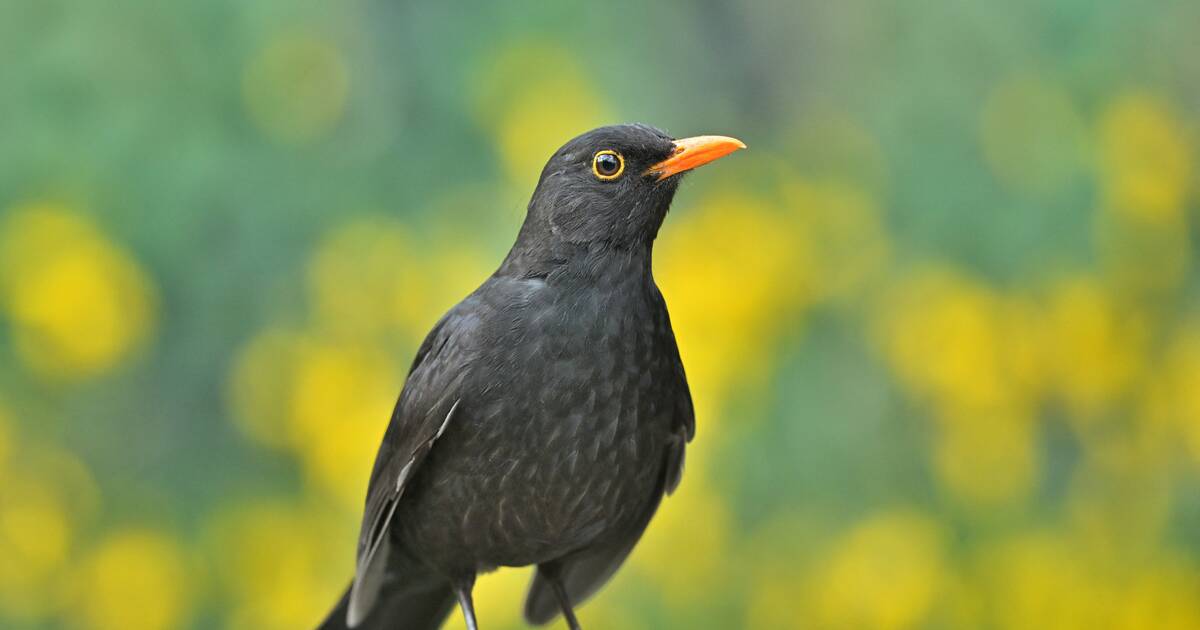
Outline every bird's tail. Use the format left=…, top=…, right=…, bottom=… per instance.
left=316, top=570, right=456, bottom=630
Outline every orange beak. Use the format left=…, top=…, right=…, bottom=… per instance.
left=646, top=135, right=747, bottom=181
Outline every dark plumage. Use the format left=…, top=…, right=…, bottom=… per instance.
left=317, top=124, right=745, bottom=630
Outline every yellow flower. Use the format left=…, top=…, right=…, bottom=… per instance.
left=1094, top=203, right=1190, bottom=299
left=70, top=529, right=190, bottom=630
left=1165, top=329, right=1200, bottom=463
left=632, top=477, right=732, bottom=605
left=976, top=532, right=1112, bottom=630
left=575, top=600, right=652, bottom=630
left=0, top=477, right=73, bottom=619
left=656, top=190, right=812, bottom=412
left=307, top=215, right=487, bottom=345
left=243, top=31, right=349, bottom=144
left=1093, top=95, right=1192, bottom=300
left=747, top=566, right=808, bottom=630
left=980, top=74, right=1087, bottom=196
left=807, top=510, right=945, bottom=630
left=785, top=110, right=889, bottom=193
left=228, top=327, right=398, bottom=506
left=0, top=404, right=10, bottom=472
left=471, top=41, right=611, bottom=191
left=1043, top=277, right=1144, bottom=420
left=208, top=502, right=349, bottom=630
left=930, top=570, right=988, bottom=630
left=1112, top=559, right=1200, bottom=630
left=446, top=567, right=531, bottom=630
left=933, top=409, right=1038, bottom=509
left=289, top=340, right=399, bottom=506
left=308, top=217, right=421, bottom=341
left=873, top=266, right=1044, bottom=417
left=783, top=180, right=890, bottom=304
left=1066, top=440, right=1171, bottom=562
left=1098, top=94, right=1191, bottom=225
left=227, top=327, right=309, bottom=450
left=0, top=435, right=99, bottom=621
left=0, top=203, right=156, bottom=380
left=743, top=512, right=826, bottom=630
left=232, top=214, right=493, bottom=506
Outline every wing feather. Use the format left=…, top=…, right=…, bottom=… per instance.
left=347, top=399, right=460, bottom=626
left=344, top=308, right=474, bottom=627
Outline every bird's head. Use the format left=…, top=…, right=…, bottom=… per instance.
left=519, top=124, right=745, bottom=252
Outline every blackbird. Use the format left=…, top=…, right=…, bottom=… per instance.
left=317, top=124, right=745, bottom=630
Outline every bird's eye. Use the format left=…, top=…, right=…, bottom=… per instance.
left=592, top=150, right=625, bottom=181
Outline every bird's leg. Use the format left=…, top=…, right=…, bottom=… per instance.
left=538, top=562, right=582, bottom=630
left=452, top=574, right=479, bottom=630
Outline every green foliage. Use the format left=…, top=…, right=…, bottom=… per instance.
left=1, top=0, right=1199, bottom=628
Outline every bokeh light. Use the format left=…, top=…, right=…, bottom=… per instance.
left=2, top=1, right=1199, bottom=628
left=0, top=203, right=156, bottom=381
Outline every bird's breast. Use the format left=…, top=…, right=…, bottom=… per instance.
left=397, top=285, right=679, bottom=569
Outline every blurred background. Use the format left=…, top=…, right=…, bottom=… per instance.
left=2, top=0, right=1200, bottom=628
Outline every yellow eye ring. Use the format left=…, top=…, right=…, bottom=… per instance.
left=592, top=150, right=625, bottom=180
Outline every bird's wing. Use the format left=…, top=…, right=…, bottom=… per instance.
left=346, top=310, right=473, bottom=627
left=664, top=349, right=694, bottom=495
left=524, top=339, right=695, bottom=625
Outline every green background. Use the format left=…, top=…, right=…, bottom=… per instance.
left=2, top=0, right=1199, bottom=628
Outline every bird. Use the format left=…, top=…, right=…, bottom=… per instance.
left=317, top=123, right=745, bottom=630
